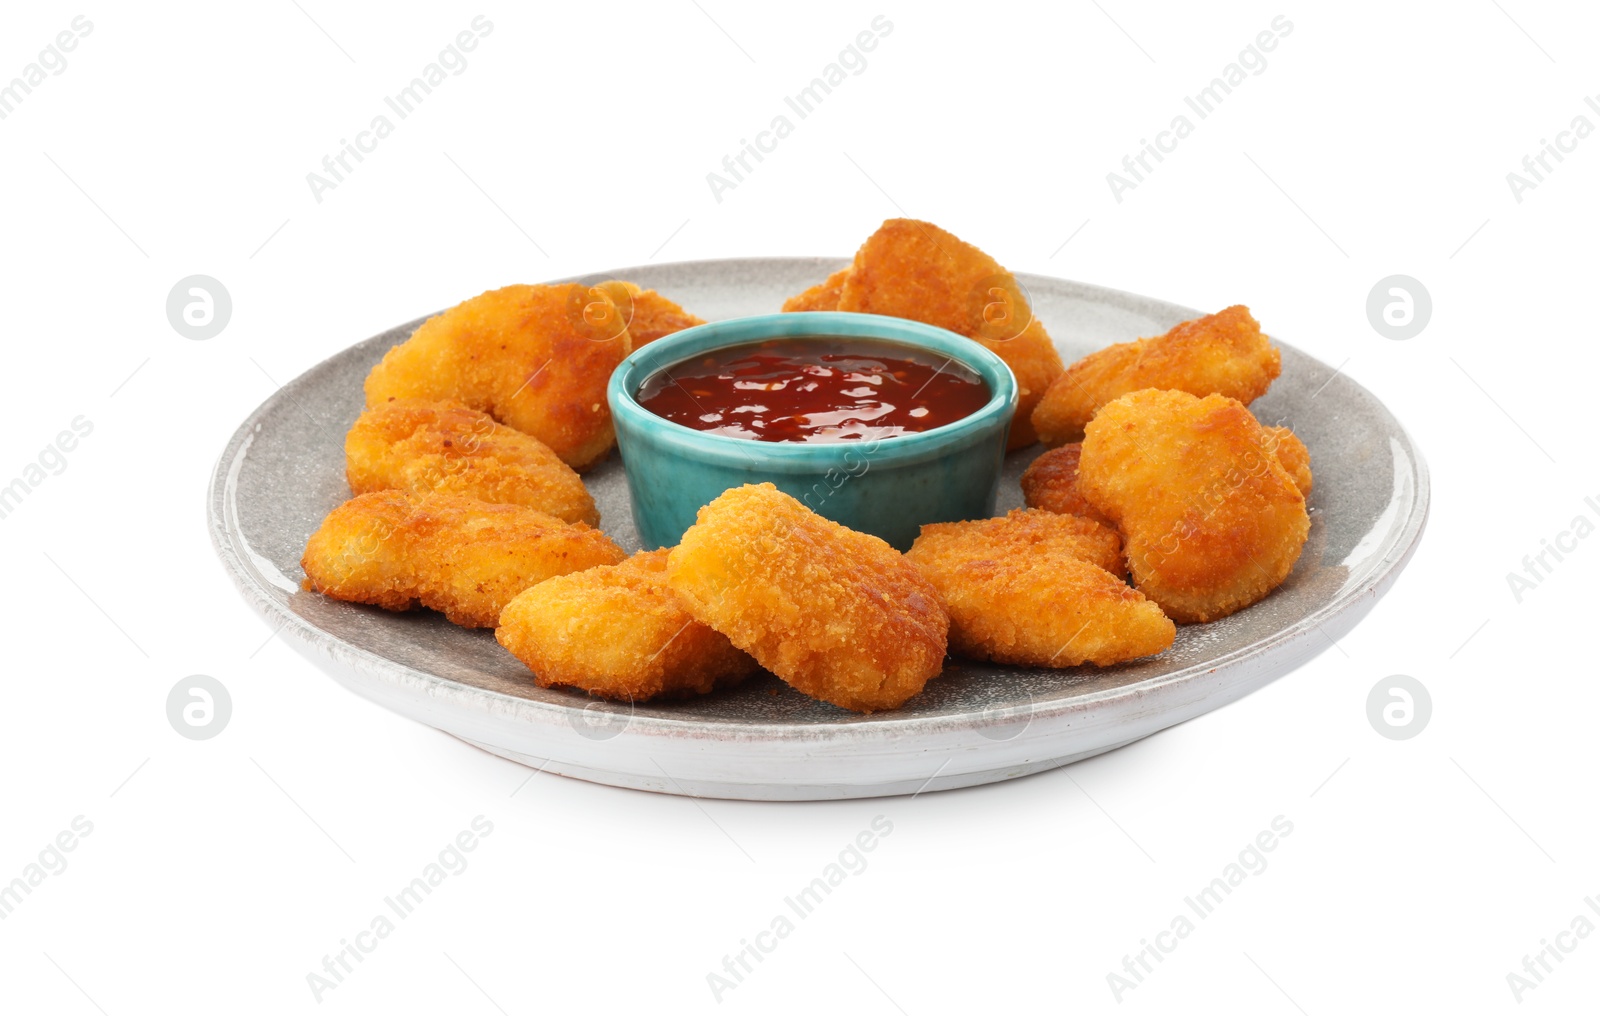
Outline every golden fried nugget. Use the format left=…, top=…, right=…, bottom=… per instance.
left=345, top=399, right=598, bottom=526
left=974, top=318, right=1062, bottom=449
left=1019, top=443, right=1114, bottom=527
left=1078, top=389, right=1310, bottom=624
left=301, top=490, right=624, bottom=628
left=780, top=267, right=850, bottom=312
left=363, top=283, right=630, bottom=470
left=907, top=511, right=1174, bottom=667
left=785, top=220, right=1065, bottom=449
left=1265, top=425, right=1313, bottom=496
left=837, top=219, right=1065, bottom=448
left=666, top=483, right=948, bottom=713
left=597, top=281, right=705, bottom=346
left=913, top=509, right=1123, bottom=574
left=496, top=550, right=756, bottom=701
left=1031, top=305, right=1281, bottom=447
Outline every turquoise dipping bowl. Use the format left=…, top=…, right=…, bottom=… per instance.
left=607, top=311, right=1018, bottom=552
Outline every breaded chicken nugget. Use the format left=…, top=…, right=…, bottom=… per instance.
left=786, top=220, right=1065, bottom=449
left=1019, top=443, right=1114, bottom=527
left=301, top=490, right=624, bottom=628
left=913, top=509, right=1124, bottom=574
left=973, top=318, right=1063, bottom=449
left=907, top=511, right=1174, bottom=667
left=838, top=219, right=1065, bottom=449
left=1027, top=432, right=1310, bottom=527
left=1077, top=390, right=1310, bottom=624
left=345, top=399, right=598, bottom=526
left=780, top=267, right=850, bottom=312
left=666, top=483, right=948, bottom=713
left=596, top=281, right=705, bottom=346
left=363, top=283, right=630, bottom=470
left=1031, top=306, right=1281, bottom=447
left=497, top=550, right=756, bottom=701
left=1265, top=425, right=1313, bottom=496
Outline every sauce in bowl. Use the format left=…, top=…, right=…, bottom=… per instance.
left=635, top=337, right=990, bottom=443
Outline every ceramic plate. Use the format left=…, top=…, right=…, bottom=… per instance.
left=208, top=258, right=1428, bottom=801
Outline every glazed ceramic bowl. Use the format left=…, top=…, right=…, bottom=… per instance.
left=606, top=311, right=1018, bottom=550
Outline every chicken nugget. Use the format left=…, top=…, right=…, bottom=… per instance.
left=1019, top=443, right=1114, bottom=527
left=1031, top=305, right=1281, bottom=446
left=780, top=267, right=849, bottom=312
left=913, top=509, right=1124, bottom=574
left=786, top=220, right=1065, bottom=449
left=973, top=319, right=1063, bottom=449
left=838, top=219, right=1064, bottom=449
left=363, top=283, right=630, bottom=470
left=1077, top=389, right=1309, bottom=624
left=595, top=280, right=705, bottom=346
left=497, top=550, right=756, bottom=701
left=1265, top=425, right=1313, bottom=496
left=301, top=490, right=624, bottom=628
left=345, top=399, right=598, bottom=526
left=907, top=511, right=1174, bottom=667
left=666, top=483, right=948, bottom=713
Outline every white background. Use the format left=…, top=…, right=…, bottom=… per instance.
left=2, top=2, right=1596, bottom=1012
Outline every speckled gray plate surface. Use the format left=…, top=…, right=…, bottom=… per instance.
left=209, top=258, right=1428, bottom=800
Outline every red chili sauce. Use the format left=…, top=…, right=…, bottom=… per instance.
left=636, top=337, right=990, bottom=443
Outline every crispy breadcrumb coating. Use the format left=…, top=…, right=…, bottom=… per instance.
left=907, top=510, right=1175, bottom=668
left=838, top=219, right=1064, bottom=449
left=973, top=318, right=1063, bottom=449
left=666, top=483, right=949, bottom=713
left=301, top=490, right=624, bottom=628
left=496, top=550, right=756, bottom=701
left=781, top=220, right=1065, bottom=449
left=780, top=268, right=850, bottom=312
left=1024, top=429, right=1311, bottom=526
left=1265, top=425, right=1313, bottom=496
left=363, top=283, right=630, bottom=470
left=345, top=399, right=598, bottom=526
left=1077, top=389, right=1309, bottom=624
left=1031, top=305, right=1281, bottom=447
left=912, top=509, right=1124, bottom=575
left=1019, top=443, right=1114, bottom=527
left=595, top=281, right=705, bottom=346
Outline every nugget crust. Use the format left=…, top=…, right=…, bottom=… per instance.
left=1265, top=425, right=1313, bottom=496
left=363, top=283, right=630, bottom=470
left=785, top=220, right=1064, bottom=449
left=666, top=483, right=948, bottom=712
left=913, top=509, right=1124, bottom=575
left=1077, top=389, right=1309, bottom=624
left=837, top=219, right=1064, bottom=448
left=1019, top=443, right=1114, bottom=527
left=345, top=399, right=598, bottom=526
left=907, top=510, right=1172, bottom=666
left=1032, top=305, right=1281, bottom=447
left=301, top=490, right=624, bottom=628
left=780, top=267, right=850, bottom=312
left=973, top=319, right=1063, bottom=448
left=599, top=281, right=705, bottom=346
left=497, top=550, right=756, bottom=701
